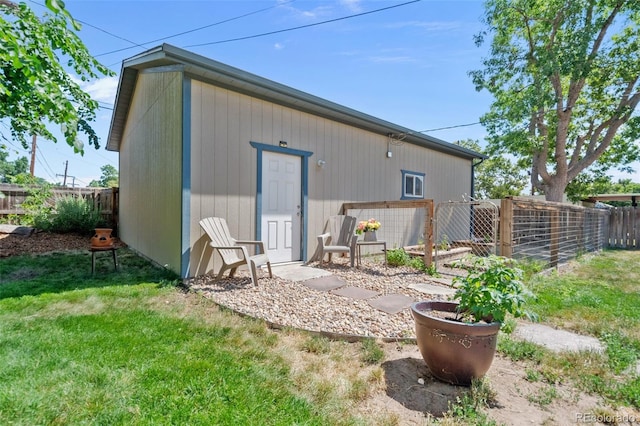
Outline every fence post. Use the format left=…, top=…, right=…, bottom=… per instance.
left=424, top=200, right=433, bottom=267
left=500, top=197, right=513, bottom=258
left=111, top=187, right=119, bottom=232
left=550, top=208, right=559, bottom=267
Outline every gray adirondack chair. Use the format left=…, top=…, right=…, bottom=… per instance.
left=199, top=217, right=272, bottom=285
left=310, top=215, right=358, bottom=267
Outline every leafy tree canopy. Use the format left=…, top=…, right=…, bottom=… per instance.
left=89, top=164, right=118, bottom=188
left=566, top=169, right=640, bottom=203
left=455, top=139, right=528, bottom=199
left=471, top=0, right=640, bottom=202
left=0, top=0, right=114, bottom=154
left=0, top=149, right=27, bottom=182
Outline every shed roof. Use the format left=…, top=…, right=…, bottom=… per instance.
left=107, top=43, right=485, bottom=161
left=583, top=193, right=640, bottom=203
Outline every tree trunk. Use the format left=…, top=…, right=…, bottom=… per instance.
left=545, top=180, right=566, bottom=202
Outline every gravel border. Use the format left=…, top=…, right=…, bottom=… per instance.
left=185, top=258, right=454, bottom=340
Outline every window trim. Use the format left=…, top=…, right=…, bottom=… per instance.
left=401, top=169, right=425, bottom=199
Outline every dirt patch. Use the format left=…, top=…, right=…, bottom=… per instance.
left=0, top=231, right=124, bottom=258
left=367, top=342, right=636, bottom=425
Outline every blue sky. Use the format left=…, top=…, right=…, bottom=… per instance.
left=12, top=0, right=637, bottom=186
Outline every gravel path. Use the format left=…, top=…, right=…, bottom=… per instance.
left=185, top=258, right=454, bottom=340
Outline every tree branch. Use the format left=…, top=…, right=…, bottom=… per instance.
left=0, top=0, right=17, bottom=8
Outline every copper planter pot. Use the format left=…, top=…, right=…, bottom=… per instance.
left=91, top=228, right=114, bottom=249
left=411, top=301, right=500, bottom=386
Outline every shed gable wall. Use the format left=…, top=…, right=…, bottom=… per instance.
left=119, top=70, right=183, bottom=273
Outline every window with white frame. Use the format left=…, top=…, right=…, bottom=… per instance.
left=401, top=170, right=425, bottom=199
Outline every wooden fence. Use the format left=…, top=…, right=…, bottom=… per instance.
left=500, top=196, right=611, bottom=267
left=608, top=206, right=640, bottom=249
left=0, top=184, right=119, bottom=230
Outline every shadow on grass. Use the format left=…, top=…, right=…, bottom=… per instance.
left=382, top=357, right=461, bottom=418
left=0, top=248, right=179, bottom=300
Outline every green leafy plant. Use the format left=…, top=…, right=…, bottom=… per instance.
left=386, top=248, right=410, bottom=267
left=452, top=255, right=535, bottom=324
left=12, top=177, right=54, bottom=226
left=442, top=378, right=498, bottom=425
left=37, top=195, right=104, bottom=235
left=437, top=234, right=450, bottom=251
left=408, top=256, right=439, bottom=276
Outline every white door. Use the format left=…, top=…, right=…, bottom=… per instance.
left=261, top=151, right=302, bottom=263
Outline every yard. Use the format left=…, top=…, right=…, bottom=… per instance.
left=2, top=232, right=640, bottom=424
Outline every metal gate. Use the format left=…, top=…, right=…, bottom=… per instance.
left=434, top=200, right=499, bottom=274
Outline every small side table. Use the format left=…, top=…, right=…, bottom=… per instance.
left=356, top=240, right=387, bottom=267
left=90, top=246, right=118, bottom=275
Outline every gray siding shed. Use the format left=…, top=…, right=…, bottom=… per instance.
left=107, top=44, right=484, bottom=277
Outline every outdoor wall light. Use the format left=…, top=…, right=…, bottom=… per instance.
left=279, top=140, right=288, bottom=147
left=317, top=159, right=326, bottom=168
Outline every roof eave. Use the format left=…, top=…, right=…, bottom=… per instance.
left=107, top=44, right=484, bottom=160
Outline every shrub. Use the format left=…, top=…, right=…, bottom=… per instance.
left=13, top=178, right=54, bottom=226
left=39, top=196, right=104, bottom=235
left=386, top=248, right=410, bottom=267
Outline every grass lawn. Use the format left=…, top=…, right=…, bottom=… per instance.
left=0, top=249, right=385, bottom=425
left=3, top=247, right=640, bottom=424
left=500, top=250, right=640, bottom=409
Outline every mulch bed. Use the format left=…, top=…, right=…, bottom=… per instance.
left=0, top=231, right=124, bottom=258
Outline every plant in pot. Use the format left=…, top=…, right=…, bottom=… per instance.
left=411, top=255, right=534, bottom=386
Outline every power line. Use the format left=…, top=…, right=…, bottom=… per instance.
left=96, top=0, right=297, bottom=58
left=34, top=145, right=57, bottom=182
left=27, top=0, right=146, bottom=51
left=186, top=0, right=422, bottom=48
left=417, top=122, right=481, bottom=133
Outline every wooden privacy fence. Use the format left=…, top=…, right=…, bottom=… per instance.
left=608, top=206, right=640, bottom=249
left=500, top=196, right=610, bottom=267
left=0, top=184, right=119, bottom=230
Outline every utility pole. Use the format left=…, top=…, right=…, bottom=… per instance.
left=62, top=160, right=68, bottom=186
left=56, top=161, right=75, bottom=187
left=30, top=135, right=37, bottom=176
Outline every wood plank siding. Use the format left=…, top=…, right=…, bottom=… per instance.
left=119, top=70, right=183, bottom=272
left=188, top=79, right=471, bottom=276
left=108, top=45, right=481, bottom=278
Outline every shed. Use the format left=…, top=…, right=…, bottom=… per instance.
left=107, top=44, right=484, bottom=277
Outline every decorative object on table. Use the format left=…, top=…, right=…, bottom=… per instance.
left=356, top=218, right=381, bottom=241
left=91, top=228, right=114, bottom=249
left=90, top=228, right=118, bottom=275
left=411, top=255, right=534, bottom=385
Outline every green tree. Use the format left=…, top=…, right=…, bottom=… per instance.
left=0, top=150, right=28, bottom=182
left=0, top=0, right=114, bottom=153
left=456, top=139, right=527, bottom=199
left=89, top=164, right=118, bottom=188
left=566, top=171, right=640, bottom=203
left=471, top=0, right=640, bottom=202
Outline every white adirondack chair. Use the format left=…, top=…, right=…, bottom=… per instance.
left=199, top=217, right=272, bottom=285
left=310, top=215, right=358, bottom=267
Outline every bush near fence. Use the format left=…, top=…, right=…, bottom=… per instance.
left=0, top=184, right=119, bottom=231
